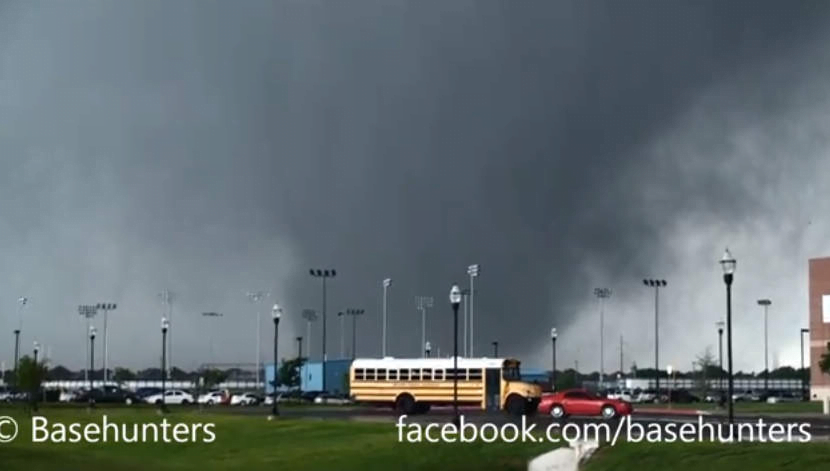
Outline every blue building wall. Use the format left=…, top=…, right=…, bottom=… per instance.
left=265, top=360, right=351, bottom=394
left=521, top=367, right=550, bottom=384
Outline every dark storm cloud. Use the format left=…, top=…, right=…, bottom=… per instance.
left=1, top=0, right=829, bottom=371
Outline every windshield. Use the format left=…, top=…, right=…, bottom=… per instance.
left=502, top=363, right=521, bottom=381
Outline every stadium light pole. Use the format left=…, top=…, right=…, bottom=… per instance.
left=593, top=288, right=611, bottom=389
left=382, top=278, right=392, bottom=357
left=416, top=296, right=434, bottom=358
left=271, top=303, right=282, bottom=417
left=296, top=337, right=303, bottom=360
left=246, top=291, right=270, bottom=388
left=757, top=299, right=771, bottom=394
left=157, top=290, right=174, bottom=379
left=800, top=328, right=810, bottom=400
left=310, top=269, right=336, bottom=392
left=13, top=296, right=28, bottom=388
left=78, top=305, right=98, bottom=383
left=88, top=325, right=96, bottom=408
left=551, top=328, right=558, bottom=390
left=301, top=309, right=317, bottom=359
left=201, top=312, right=223, bottom=366
left=492, top=341, right=498, bottom=357
left=716, top=320, right=725, bottom=401
left=461, top=288, right=469, bottom=357
left=95, top=302, right=117, bottom=384
left=720, top=248, right=736, bottom=424
left=450, top=284, right=462, bottom=426
left=160, top=317, right=169, bottom=413
left=346, top=309, right=365, bottom=359
left=642, top=279, right=666, bottom=394
left=337, top=311, right=346, bottom=359
left=467, top=264, right=479, bottom=357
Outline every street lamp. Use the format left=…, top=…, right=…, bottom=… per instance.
left=310, top=269, right=336, bottom=393
left=416, top=296, right=434, bottom=358
left=450, top=284, right=462, bottom=425
left=425, top=341, right=432, bottom=358
left=382, top=278, right=392, bottom=357
left=716, top=320, right=725, bottom=402
left=78, top=305, right=98, bottom=383
left=89, top=325, right=97, bottom=408
left=160, top=317, right=169, bottom=412
left=719, top=248, right=736, bottom=424
left=13, top=296, right=28, bottom=388
left=642, top=279, right=666, bottom=394
left=461, top=288, right=470, bottom=356
left=33, top=341, right=40, bottom=364
left=467, top=264, right=479, bottom=356
left=301, top=309, right=317, bottom=359
left=593, top=288, right=611, bottom=389
left=95, top=302, right=117, bottom=384
left=667, top=364, right=674, bottom=408
left=492, top=341, right=498, bottom=357
left=551, top=328, right=558, bottom=390
left=345, top=309, right=365, bottom=359
left=271, top=303, right=282, bottom=417
left=157, top=290, right=175, bottom=378
left=337, top=311, right=346, bottom=359
left=296, top=337, right=303, bottom=360
left=246, top=291, right=270, bottom=388
left=201, top=312, right=223, bottom=366
left=757, top=299, right=771, bottom=394
left=801, top=328, right=810, bottom=400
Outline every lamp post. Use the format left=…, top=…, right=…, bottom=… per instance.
left=716, top=320, right=725, bottom=402
left=301, top=309, right=317, bottom=359
left=78, top=305, right=98, bottom=383
left=310, top=269, right=336, bottom=392
left=642, top=279, right=666, bottom=395
left=757, top=299, right=771, bottom=394
left=425, top=341, right=432, bottom=358
left=667, top=364, right=674, bottom=409
left=467, top=264, right=479, bottom=356
left=201, top=312, right=223, bottom=366
left=346, top=309, right=364, bottom=359
left=158, top=290, right=174, bottom=378
left=450, top=284, right=462, bottom=425
left=800, top=328, right=810, bottom=400
left=13, top=296, right=27, bottom=388
left=296, top=336, right=303, bottom=360
left=720, top=248, right=736, bottom=424
left=160, top=317, right=169, bottom=413
left=551, top=328, right=558, bottom=390
left=461, top=288, right=469, bottom=356
left=492, top=341, right=498, bottom=357
left=271, top=304, right=282, bottom=417
left=246, top=291, right=270, bottom=388
left=337, top=311, right=345, bottom=359
left=89, top=326, right=96, bottom=408
left=95, top=302, right=117, bottom=384
left=416, top=296, right=434, bottom=358
left=593, top=288, right=611, bottom=389
left=33, top=341, right=39, bottom=364
left=382, top=278, right=392, bottom=357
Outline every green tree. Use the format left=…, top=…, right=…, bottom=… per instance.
left=202, top=368, right=229, bottom=389
left=17, top=355, right=48, bottom=411
left=820, top=342, right=830, bottom=375
left=113, top=367, right=136, bottom=382
left=278, top=358, right=304, bottom=388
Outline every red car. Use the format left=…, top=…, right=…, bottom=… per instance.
left=538, top=389, right=632, bottom=419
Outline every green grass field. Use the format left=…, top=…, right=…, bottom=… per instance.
left=634, top=401, right=824, bottom=414
left=0, top=407, right=553, bottom=471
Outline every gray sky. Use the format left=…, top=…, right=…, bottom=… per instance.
left=2, top=0, right=830, bottom=374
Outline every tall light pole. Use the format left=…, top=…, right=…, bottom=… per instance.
left=757, top=299, right=771, bottom=394
left=201, top=312, right=223, bottom=366
left=425, top=341, right=432, bottom=358
left=296, top=336, right=303, bottom=360
left=551, top=328, right=558, bottom=390
left=416, top=296, right=434, bottom=358
left=492, top=341, right=498, bottom=357
left=246, top=291, right=270, bottom=388
left=467, top=264, right=479, bottom=357
left=160, top=317, right=169, bottom=413
left=95, top=302, right=117, bottom=384
left=301, top=309, right=317, bottom=359
left=13, top=296, right=27, bottom=387
left=461, top=289, right=469, bottom=357
left=337, top=311, right=346, bottom=359
left=593, top=288, right=611, bottom=389
left=667, top=364, right=674, bottom=408
left=88, top=325, right=96, bottom=408
left=382, top=278, right=392, bottom=357
left=310, top=269, right=336, bottom=392
left=158, top=290, right=174, bottom=378
left=720, top=248, right=737, bottom=424
left=716, top=320, right=725, bottom=401
left=33, top=341, right=40, bottom=364
left=77, top=305, right=97, bottom=383
left=800, top=328, right=810, bottom=400
left=450, top=284, right=462, bottom=425
left=642, top=280, right=666, bottom=394
left=345, top=309, right=364, bottom=359
left=271, top=303, right=282, bottom=417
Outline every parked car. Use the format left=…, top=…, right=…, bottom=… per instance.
left=75, top=386, right=141, bottom=405
left=135, top=387, right=163, bottom=400
left=198, top=389, right=230, bottom=405
left=607, top=389, right=635, bottom=402
left=230, top=392, right=261, bottom=406
left=58, top=388, right=82, bottom=403
left=538, top=389, right=632, bottom=419
left=634, top=389, right=657, bottom=403
left=144, top=389, right=194, bottom=405
left=733, top=390, right=762, bottom=402
left=0, top=386, right=12, bottom=402
left=313, top=393, right=352, bottom=405
left=766, top=392, right=800, bottom=404
left=660, top=389, right=701, bottom=403
left=300, top=391, right=322, bottom=403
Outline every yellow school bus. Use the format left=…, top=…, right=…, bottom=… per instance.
left=349, top=357, right=541, bottom=415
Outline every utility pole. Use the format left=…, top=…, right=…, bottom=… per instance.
left=593, top=288, right=612, bottom=389
left=247, top=291, right=270, bottom=388
left=416, top=296, right=434, bottom=358
left=96, top=303, right=117, bottom=384
left=158, top=290, right=174, bottom=378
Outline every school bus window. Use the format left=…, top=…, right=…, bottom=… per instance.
left=366, top=368, right=376, bottom=380
left=389, top=369, right=398, bottom=381
left=469, top=369, right=482, bottom=380
left=400, top=369, right=410, bottom=380
left=434, top=369, right=443, bottom=380
left=411, top=369, right=421, bottom=380
left=355, top=368, right=365, bottom=380
left=376, top=368, right=387, bottom=380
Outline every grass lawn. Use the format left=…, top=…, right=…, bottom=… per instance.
left=0, top=406, right=553, bottom=471
left=634, top=401, right=823, bottom=414
left=584, top=441, right=830, bottom=471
